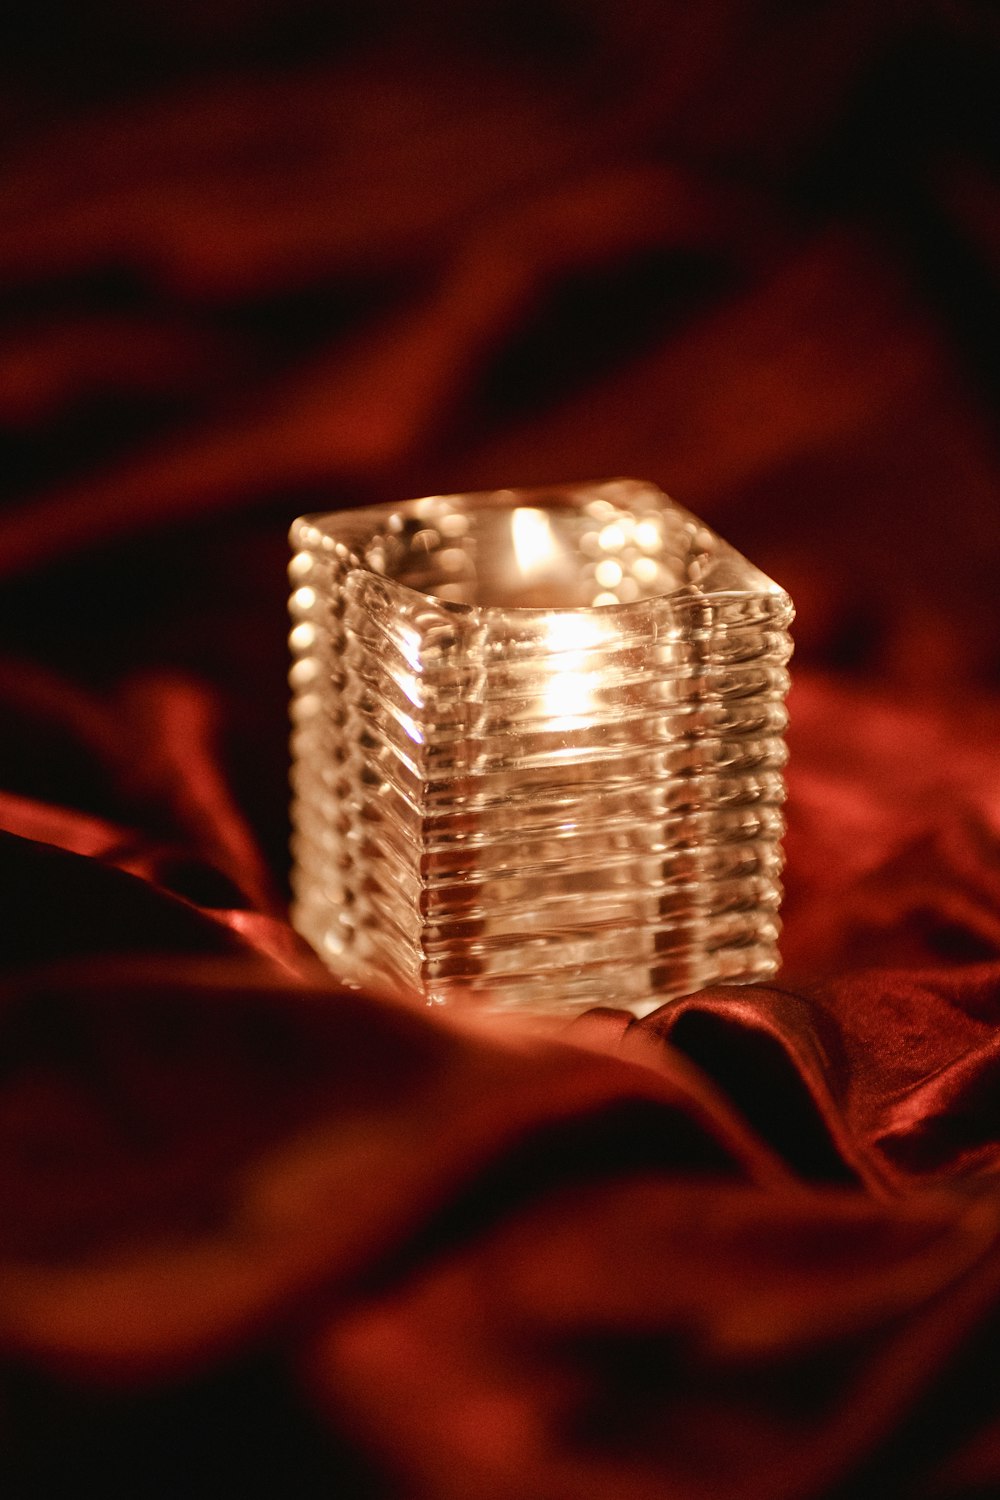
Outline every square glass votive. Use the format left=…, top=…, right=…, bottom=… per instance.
left=289, top=479, right=793, bottom=1018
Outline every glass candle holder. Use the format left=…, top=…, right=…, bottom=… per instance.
left=289, top=479, right=793, bottom=1017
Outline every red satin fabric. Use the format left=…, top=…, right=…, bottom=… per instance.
left=1, top=5, right=999, bottom=1495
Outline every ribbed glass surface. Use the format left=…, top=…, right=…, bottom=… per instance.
left=289, top=479, right=793, bottom=1017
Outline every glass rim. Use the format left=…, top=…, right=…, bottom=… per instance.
left=290, top=478, right=792, bottom=621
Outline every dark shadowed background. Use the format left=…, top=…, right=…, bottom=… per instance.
left=2, top=0, right=997, bottom=929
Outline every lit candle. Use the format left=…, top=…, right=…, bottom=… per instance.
left=289, top=479, right=793, bottom=1017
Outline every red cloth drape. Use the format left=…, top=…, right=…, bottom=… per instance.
left=1, top=4, right=998, bottom=1494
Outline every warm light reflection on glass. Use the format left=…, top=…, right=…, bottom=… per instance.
left=540, top=612, right=613, bottom=728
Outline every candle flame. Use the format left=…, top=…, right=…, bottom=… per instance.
left=511, top=506, right=558, bottom=581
